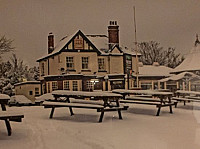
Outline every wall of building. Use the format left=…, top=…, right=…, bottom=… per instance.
left=15, top=84, right=41, bottom=102
left=109, top=56, right=124, bottom=74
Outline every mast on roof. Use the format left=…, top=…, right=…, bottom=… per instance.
left=195, top=34, right=200, bottom=46
left=133, top=6, right=139, bottom=88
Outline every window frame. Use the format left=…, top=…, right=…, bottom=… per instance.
left=72, top=81, right=78, bottom=91
left=82, top=57, right=89, bottom=70
left=66, top=57, right=74, bottom=70
left=98, top=58, right=105, bottom=71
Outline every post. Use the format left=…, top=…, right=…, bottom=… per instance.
left=133, top=6, right=139, bottom=88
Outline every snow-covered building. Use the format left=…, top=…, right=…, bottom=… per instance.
left=37, top=21, right=139, bottom=93
left=138, top=62, right=173, bottom=90
left=171, top=35, right=200, bottom=74
left=14, top=81, right=41, bottom=102
left=160, top=35, right=200, bottom=91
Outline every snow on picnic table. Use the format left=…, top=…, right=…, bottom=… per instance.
left=52, top=90, right=122, bottom=97
left=0, top=94, right=10, bottom=100
left=112, top=89, right=173, bottom=96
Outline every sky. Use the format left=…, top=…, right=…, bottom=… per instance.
left=0, top=0, right=200, bottom=67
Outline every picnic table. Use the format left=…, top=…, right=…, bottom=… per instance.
left=173, top=90, right=200, bottom=105
left=112, top=89, right=177, bottom=116
left=0, top=94, right=24, bottom=136
left=43, top=90, right=128, bottom=122
left=176, top=90, right=200, bottom=97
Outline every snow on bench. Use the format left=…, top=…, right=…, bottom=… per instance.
left=172, top=97, right=194, bottom=106
left=43, top=100, right=128, bottom=122
left=119, top=96, right=177, bottom=116
left=0, top=111, right=24, bottom=136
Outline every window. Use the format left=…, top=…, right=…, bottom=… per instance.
left=72, top=81, right=78, bottom=91
left=87, top=81, right=93, bottom=90
left=35, top=88, right=40, bottom=96
left=98, top=58, right=105, bottom=71
left=52, top=81, right=58, bottom=91
left=82, top=57, right=89, bottom=69
left=29, top=91, right=33, bottom=95
left=41, top=63, right=45, bottom=76
left=63, top=80, right=70, bottom=90
left=66, top=57, right=74, bottom=70
left=47, top=82, right=50, bottom=93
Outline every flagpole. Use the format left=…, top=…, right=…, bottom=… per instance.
left=133, top=6, right=139, bottom=88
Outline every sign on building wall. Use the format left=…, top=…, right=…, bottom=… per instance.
left=125, top=55, right=132, bottom=74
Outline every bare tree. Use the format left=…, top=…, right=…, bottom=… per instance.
left=138, top=41, right=184, bottom=68
left=0, top=35, right=14, bottom=54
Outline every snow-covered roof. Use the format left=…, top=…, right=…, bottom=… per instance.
left=172, top=45, right=200, bottom=73
left=37, top=31, right=78, bottom=62
left=0, top=94, right=10, bottom=100
left=159, top=72, right=200, bottom=82
left=86, top=35, right=108, bottom=53
left=138, top=65, right=173, bottom=77
left=14, top=81, right=41, bottom=86
left=37, top=30, right=139, bottom=62
left=10, top=95, right=33, bottom=104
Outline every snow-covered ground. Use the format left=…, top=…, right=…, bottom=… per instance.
left=1, top=102, right=200, bottom=149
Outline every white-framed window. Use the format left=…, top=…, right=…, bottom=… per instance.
left=87, top=81, right=93, bottom=90
left=82, top=57, right=89, bottom=69
left=52, top=81, right=58, bottom=91
left=98, top=58, right=105, bottom=71
left=72, top=81, right=78, bottom=91
left=63, top=80, right=70, bottom=90
left=35, top=87, right=40, bottom=96
left=66, top=57, right=74, bottom=69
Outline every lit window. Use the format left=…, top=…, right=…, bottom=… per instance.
left=98, top=58, right=105, bottom=71
left=87, top=81, right=93, bottom=90
left=52, top=82, right=58, bottom=91
left=72, top=81, right=78, bottom=91
left=63, top=81, right=70, bottom=90
left=82, top=57, right=89, bottom=69
left=66, top=57, right=74, bottom=70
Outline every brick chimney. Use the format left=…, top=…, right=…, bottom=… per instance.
left=108, top=21, right=119, bottom=49
left=48, top=32, right=54, bottom=54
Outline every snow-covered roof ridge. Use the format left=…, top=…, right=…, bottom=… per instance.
left=172, top=44, right=200, bottom=73
left=159, top=72, right=200, bottom=82
left=139, top=65, right=173, bottom=77
left=14, top=81, right=41, bottom=86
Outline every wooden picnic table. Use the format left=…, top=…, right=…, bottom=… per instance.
left=112, top=89, right=173, bottom=102
left=43, top=90, right=128, bottom=122
left=0, top=94, right=24, bottom=136
left=112, top=89, right=176, bottom=116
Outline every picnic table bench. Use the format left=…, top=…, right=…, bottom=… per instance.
left=172, top=97, right=194, bottom=107
left=0, top=94, right=24, bottom=136
left=120, top=96, right=177, bottom=116
left=43, top=91, right=128, bottom=123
